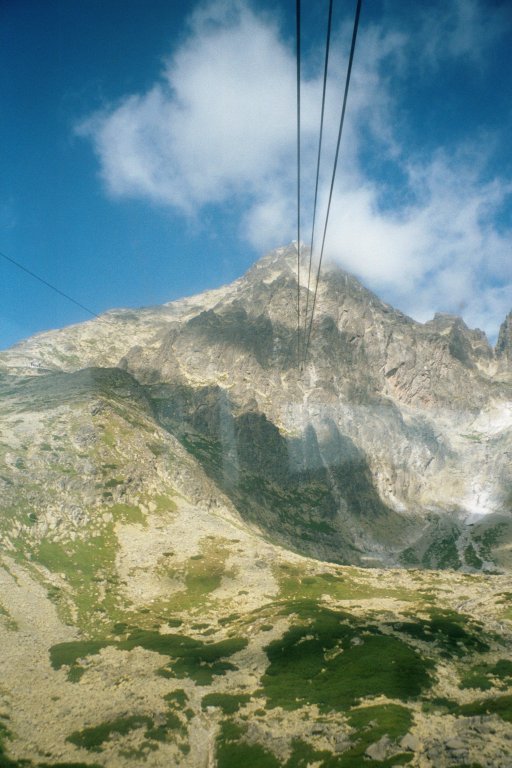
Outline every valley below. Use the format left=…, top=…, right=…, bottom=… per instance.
left=1, top=513, right=512, bottom=768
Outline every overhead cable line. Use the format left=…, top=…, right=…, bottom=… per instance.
left=303, top=0, right=362, bottom=366
left=303, top=0, right=334, bottom=346
left=296, top=0, right=302, bottom=368
left=0, top=248, right=104, bottom=322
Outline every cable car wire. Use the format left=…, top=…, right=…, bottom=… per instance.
left=303, top=0, right=334, bottom=346
left=296, top=0, right=302, bottom=368
left=303, top=0, right=362, bottom=366
left=0, top=248, right=104, bottom=322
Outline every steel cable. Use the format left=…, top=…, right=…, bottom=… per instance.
left=0, top=249, right=103, bottom=321
left=303, top=0, right=362, bottom=366
left=303, top=0, right=334, bottom=351
left=296, top=0, right=302, bottom=368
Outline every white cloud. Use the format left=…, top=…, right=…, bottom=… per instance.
left=415, top=0, right=507, bottom=67
left=78, top=0, right=512, bottom=339
left=78, top=1, right=298, bottom=213
left=323, top=152, right=512, bottom=336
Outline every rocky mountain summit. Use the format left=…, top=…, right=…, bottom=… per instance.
left=496, top=311, right=512, bottom=365
left=1, top=244, right=511, bottom=571
left=1, top=244, right=511, bottom=768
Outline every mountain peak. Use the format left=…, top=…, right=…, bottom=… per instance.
left=496, top=310, right=512, bottom=362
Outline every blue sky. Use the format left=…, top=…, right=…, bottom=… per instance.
left=1, top=0, right=511, bottom=350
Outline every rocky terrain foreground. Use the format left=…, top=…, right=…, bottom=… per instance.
left=0, top=244, right=511, bottom=767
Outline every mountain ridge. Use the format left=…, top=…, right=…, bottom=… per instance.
left=2, top=243, right=509, bottom=375
left=1, top=243, right=511, bottom=572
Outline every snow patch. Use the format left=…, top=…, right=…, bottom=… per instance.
left=469, top=401, right=512, bottom=437
left=462, top=482, right=496, bottom=522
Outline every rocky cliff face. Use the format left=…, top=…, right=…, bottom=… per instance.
left=496, top=311, right=512, bottom=365
left=1, top=244, right=511, bottom=572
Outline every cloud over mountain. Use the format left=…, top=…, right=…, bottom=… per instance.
left=78, top=0, right=512, bottom=339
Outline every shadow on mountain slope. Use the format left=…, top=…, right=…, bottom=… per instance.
left=147, top=382, right=403, bottom=564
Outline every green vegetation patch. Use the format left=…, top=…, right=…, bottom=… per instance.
left=50, top=640, right=111, bottom=670
left=151, top=494, right=177, bottom=515
left=181, top=433, right=224, bottom=472
left=50, top=630, right=246, bottom=685
left=156, top=537, right=234, bottom=612
left=164, top=689, right=188, bottom=708
left=448, top=764, right=483, bottom=768
left=144, top=711, right=184, bottom=743
left=109, top=503, right=145, bottom=525
left=36, top=530, right=120, bottom=632
left=285, top=739, right=330, bottom=767
left=347, top=703, right=412, bottom=743
left=276, top=565, right=417, bottom=603
left=120, top=629, right=247, bottom=685
left=421, top=531, right=461, bottom=570
left=321, top=704, right=413, bottom=768
left=498, top=592, right=512, bottom=621
left=459, top=669, right=493, bottom=691
left=146, top=442, right=167, bottom=457
left=472, top=523, right=507, bottom=562
left=458, top=694, right=512, bottom=722
left=493, top=659, right=512, bottom=679
left=214, top=706, right=414, bottom=768
left=0, top=604, right=18, bottom=632
left=33, top=497, right=163, bottom=631
left=463, top=544, right=483, bottom=569
left=182, top=551, right=225, bottom=602
left=104, top=478, right=123, bottom=489
left=0, top=719, right=13, bottom=765
left=38, top=763, right=104, bottom=768
left=263, top=601, right=432, bottom=711
left=421, top=697, right=460, bottom=715
left=67, top=715, right=153, bottom=752
left=399, top=547, right=420, bottom=566
left=459, top=659, right=512, bottom=691
left=237, top=474, right=337, bottom=543
left=393, top=608, right=489, bottom=658
left=422, top=694, right=512, bottom=724
left=142, top=688, right=190, bottom=748
left=215, top=722, right=281, bottom=768
left=202, top=693, right=251, bottom=714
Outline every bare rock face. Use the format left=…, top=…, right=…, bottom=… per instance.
left=1, top=244, right=511, bottom=571
left=496, top=311, right=512, bottom=363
